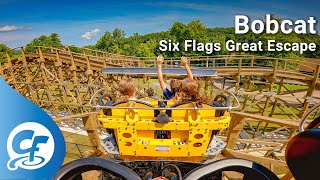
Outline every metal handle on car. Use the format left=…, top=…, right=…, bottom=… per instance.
left=299, top=103, right=320, bottom=132
left=225, top=90, right=240, bottom=109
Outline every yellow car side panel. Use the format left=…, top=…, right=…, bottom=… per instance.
left=98, top=101, right=230, bottom=162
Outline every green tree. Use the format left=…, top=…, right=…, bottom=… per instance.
left=91, top=19, right=320, bottom=58
left=0, top=44, right=14, bottom=64
left=25, top=33, right=63, bottom=52
left=96, top=31, right=113, bottom=51
left=48, top=33, right=63, bottom=47
left=170, top=22, right=188, bottom=42
left=112, top=28, right=125, bottom=46
left=95, top=29, right=125, bottom=54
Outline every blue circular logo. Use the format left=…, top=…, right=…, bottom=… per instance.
left=0, top=77, right=66, bottom=179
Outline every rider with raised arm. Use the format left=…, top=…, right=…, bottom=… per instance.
left=157, top=56, right=193, bottom=100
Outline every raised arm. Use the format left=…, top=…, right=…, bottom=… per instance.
left=181, top=56, right=193, bottom=80
left=157, top=55, right=167, bottom=91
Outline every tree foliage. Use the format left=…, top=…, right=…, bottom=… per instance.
left=21, top=19, right=320, bottom=59
left=92, top=19, right=320, bottom=59
left=0, top=44, right=15, bottom=64
left=25, top=33, right=63, bottom=52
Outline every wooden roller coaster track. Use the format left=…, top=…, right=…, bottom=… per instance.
left=1, top=46, right=319, bottom=179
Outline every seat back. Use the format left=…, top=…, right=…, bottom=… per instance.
left=167, top=101, right=193, bottom=120
left=138, top=97, right=159, bottom=107
left=102, top=100, right=155, bottom=118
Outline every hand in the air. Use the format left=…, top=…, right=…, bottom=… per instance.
left=181, top=56, right=188, bottom=66
left=157, top=55, right=164, bottom=67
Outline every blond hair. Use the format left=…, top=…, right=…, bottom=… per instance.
left=117, top=78, right=137, bottom=97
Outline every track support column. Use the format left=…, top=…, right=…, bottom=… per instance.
left=82, top=114, right=106, bottom=156
left=262, top=59, right=278, bottom=116
left=298, top=65, right=320, bottom=118
left=235, top=58, right=242, bottom=92
left=226, top=113, right=245, bottom=149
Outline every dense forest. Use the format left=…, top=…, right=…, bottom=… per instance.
left=88, top=20, right=320, bottom=59
left=1, top=19, right=320, bottom=64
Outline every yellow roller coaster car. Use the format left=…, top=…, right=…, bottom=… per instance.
left=91, top=90, right=239, bottom=162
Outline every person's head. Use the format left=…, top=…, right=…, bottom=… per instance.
left=179, top=78, right=202, bottom=102
left=117, top=78, right=137, bottom=99
left=170, top=79, right=181, bottom=94
left=146, top=87, right=155, bottom=97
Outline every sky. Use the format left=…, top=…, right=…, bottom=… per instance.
left=0, top=0, right=319, bottom=48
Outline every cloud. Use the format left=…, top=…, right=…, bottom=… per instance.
left=0, top=25, right=32, bottom=32
left=81, top=29, right=100, bottom=40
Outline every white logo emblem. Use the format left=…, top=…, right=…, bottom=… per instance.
left=7, top=122, right=55, bottom=170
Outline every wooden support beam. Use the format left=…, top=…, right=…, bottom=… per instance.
left=103, top=54, right=108, bottom=68
left=231, top=112, right=300, bottom=129
left=238, top=147, right=276, bottom=153
left=222, top=149, right=288, bottom=169
left=206, top=57, right=209, bottom=67
left=222, top=76, right=226, bottom=90
left=82, top=114, right=106, bottom=156
left=250, top=56, right=254, bottom=67
left=241, top=95, right=265, bottom=112
left=279, top=129, right=296, bottom=153
left=226, top=113, right=246, bottom=149
left=270, top=76, right=284, bottom=117
left=278, top=88, right=308, bottom=96
left=236, top=138, right=282, bottom=147
left=299, top=65, right=320, bottom=118
left=5, top=51, right=12, bottom=67
left=204, top=77, right=209, bottom=93
left=264, top=150, right=275, bottom=157
left=235, top=58, right=242, bottom=92
left=40, top=64, right=59, bottom=117
left=262, top=59, right=278, bottom=116
left=55, top=50, right=64, bottom=81
left=280, top=172, right=294, bottom=180
left=86, top=55, right=93, bottom=84
left=20, top=47, right=27, bottom=65
left=37, top=47, right=45, bottom=62
left=54, top=112, right=97, bottom=123
left=279, top=85, right=304, bottom=104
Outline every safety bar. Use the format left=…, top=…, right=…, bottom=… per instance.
left=89, top=88, right=240, bottom=110
left=299, top=103, right=320, bottom=132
